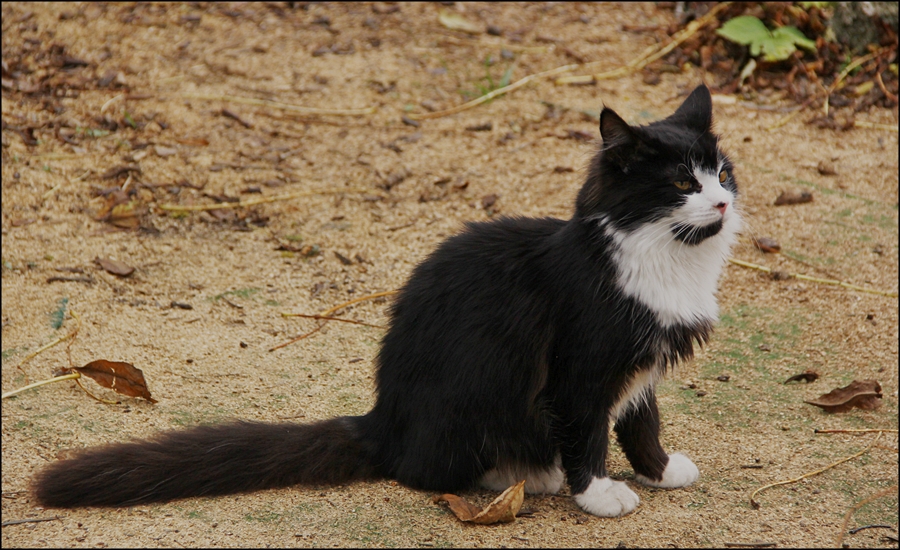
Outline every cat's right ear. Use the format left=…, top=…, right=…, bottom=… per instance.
left=599, top=108, right=638, bottom=168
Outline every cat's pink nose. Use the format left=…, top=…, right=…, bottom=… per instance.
left=715, top=202, right=728, bottom=215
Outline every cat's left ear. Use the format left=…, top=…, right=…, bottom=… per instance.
left=670, top=84, right=713, bottom=132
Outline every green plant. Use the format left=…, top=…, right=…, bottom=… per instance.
left=717, top=15, right=817, bottom=61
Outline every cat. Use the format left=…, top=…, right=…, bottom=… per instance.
left=33, top=84, right=741, bottom=517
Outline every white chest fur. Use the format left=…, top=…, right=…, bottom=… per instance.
left=604, top=169, right=741, bottom=328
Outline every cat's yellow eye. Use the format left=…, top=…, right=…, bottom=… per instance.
left=674, top=180, right=691, bottom=190
left=719, top=170, right=728, bottom=183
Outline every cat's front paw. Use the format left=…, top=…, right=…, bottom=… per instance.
left=635, top=453, right=699, bottom=488
left=573, top=477, right=639, bottom=517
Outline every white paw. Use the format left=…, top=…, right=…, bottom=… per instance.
left=635, top=453, right=699, bottom=488
left=573, top=477, right=640, bottom=517
left=479, top=456, right=565, bottom=494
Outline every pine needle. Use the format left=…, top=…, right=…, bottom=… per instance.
left=728, top=258, right=898, bottom=298
left=749, top=431, right=883, bottom=509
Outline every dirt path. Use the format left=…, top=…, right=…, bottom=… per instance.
left=2, top=3, right=897, bottom=548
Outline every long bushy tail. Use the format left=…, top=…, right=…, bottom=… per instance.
left=33, top=417, right=379, bottom=508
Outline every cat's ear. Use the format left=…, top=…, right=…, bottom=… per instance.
left=671, top=84, right=713, bottom=132
left=599, top=108, right=639, bottom=168
left=599, top=108, right=636, bottom=148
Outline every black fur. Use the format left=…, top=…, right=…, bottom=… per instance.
left=33, top=85, right=730, bottom=508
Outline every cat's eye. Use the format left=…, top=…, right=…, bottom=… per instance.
left=674, top=180, right=691, bottom=190
left=719, top=170, right=728, bottom=183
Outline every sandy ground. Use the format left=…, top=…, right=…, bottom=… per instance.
left=2, top=3, right=897, bottom=548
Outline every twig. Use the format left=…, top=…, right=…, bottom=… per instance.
left=875, top=70, right=898, bottom=103
left=723, top=543, right=777, bottom=548
left=836, top=484, right=900, bottom=547
left=727, top=258, right=898, bottom=298
left=2, top=373, right=81, bottom=400
left=406, top=62, right=581, bottom=121
left=815, top=428, right=899, bottom=434
left=269, top=291, right=398, bottom=351
left=848, top=524, right=896, bottom=535
left=319, top=290, right=398, bottom=317
left=750, top=432, right=883, bottom=509
left=854, top=120, right=899, bottom=132
left=74, top=375, right=119, bottom=405
left=268, top=324, right=326, bottom=352
left=409, top=3, right=731, bottom=121
left=555, top=2, right=732, bottom=85
left=280, top=313, right=385, bottom=329
left=11, top=311, right=81, bottom=373
left=1, top=516, right=63, bottom=527
left=182, top=93, right=377, bottom=116
left=158, top=188, right=374, bottom=212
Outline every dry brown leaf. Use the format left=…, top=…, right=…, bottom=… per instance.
left=72, top=359, right=157, bottom=403
left=434, top=480, right=525, bottom=525
left=752, top=236, right=782, bottom=253
left=94, top=257, right=135, bottom=277
left=804, top=380, right=882, bottom=413
left=784, top=370, right=820, bottom=384
left=774, top=190, right=814, bottom=206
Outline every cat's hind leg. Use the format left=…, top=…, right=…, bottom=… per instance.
left=479, top=454, right=564, bottom=494
left=613, top=387, right=699, bottom=488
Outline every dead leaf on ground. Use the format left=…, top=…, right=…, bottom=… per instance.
left=774, top=190, right=814, bottom=206
left=434, top=480, right=525, bottom=525
left=94, top=256, right=135, bottom=277
left=70, top=359, right=157, bottom=403
left=752, top=236, right=782, bottom=253
left=804, top=380, right=882, bottom=413
left=784, top=370, right=820, bottom=384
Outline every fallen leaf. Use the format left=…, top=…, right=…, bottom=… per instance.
left=109, top=201, right=143, bottom=229
left=438, top=9, right=483, bottom=34
left=481, top=194, right=498, bottom=209
left=752, top=236, right=781, bottom=253
left=435, top=480, right=525, bottom=524
left=774, top=190, right=813, bottom=206
left=72, top=359, right=157, bottom=403
left=804, top=380, right=882, bottom=413
left=784, top=370, right=819, bottom=384
left=94, top=257, right=135, bottom=277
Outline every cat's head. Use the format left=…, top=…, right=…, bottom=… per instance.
left=577, top=85, right=739, bottom=246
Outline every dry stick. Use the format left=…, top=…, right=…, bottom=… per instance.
left=280, top=313, right=385, bottom=329
left=2, top=373, right=81, bottom=400
left=835, top=484, right=900, bottom=548
left=410, top=3, right=733, bottom=121
left=556, top=2, right=732, bottom=85
left=854, top=120, right=899, bottom=132
left=406, top=62, right=581, bottom=121
left=815, top=428, right=899, bottom=434
left=12, top=309, right=82, bottom=373
left=268, top=323, right=326, bottom=352
left=158, top=189, right=374, bottom=212
left=1, top=516, right=63, bottom=527
left=182, top=93, right=377, bottom=116
left=727, top=258, right=898, bottom=298
left=319, top=290, right=398, bottom=317
left=749, top=431, right=883, bottom=509
left=768, top=47, right=891, bottom=130
left=270, top=291, right=398, bottom=352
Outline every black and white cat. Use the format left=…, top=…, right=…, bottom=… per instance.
left=34, top=84, right=741, bottom=517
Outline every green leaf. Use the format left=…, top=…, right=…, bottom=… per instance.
left=759, top=35, right=797, bottom=61
left=716, top=15, right=771, bottom=46
left=773, top=26, right=817, bottom=52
